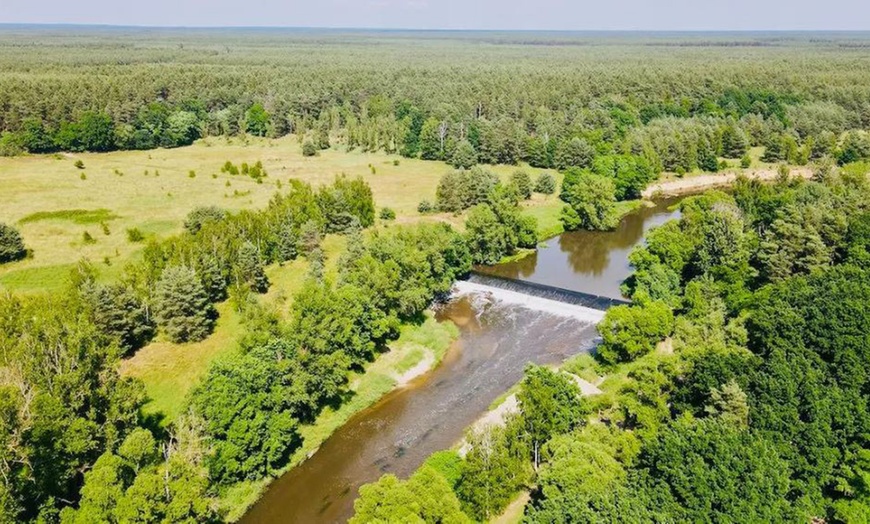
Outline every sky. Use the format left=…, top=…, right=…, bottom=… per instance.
left=3, top=0, right=870, bottom=31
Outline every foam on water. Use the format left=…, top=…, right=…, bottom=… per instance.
left=452, top=280, right=606, bottom=323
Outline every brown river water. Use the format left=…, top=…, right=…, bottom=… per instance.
left=240, top=198, right=682, bottom=524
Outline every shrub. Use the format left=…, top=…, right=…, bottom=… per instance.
left=379, top=207, right=396, bottom=221
left=0, top=223, right=26, bottom=263
left=74, top=159, right=85, bottom=169
left=126, top=228, right=145, bottom=243
left=534, top=172, right=556, bottom=194
left=302, top=140, right=317, bottom=157
left=82, top=231, right=96, bottom=244
left=740, top=154, right=752, bottom=168
left=417, top=200, right=434, bottom=214
left=153, top=266, right=216, bottom=343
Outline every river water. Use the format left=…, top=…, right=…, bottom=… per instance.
left=240, top=198, right=682, bottom=524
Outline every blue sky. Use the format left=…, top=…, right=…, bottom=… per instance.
left=3, top=0, right=869, bottom=30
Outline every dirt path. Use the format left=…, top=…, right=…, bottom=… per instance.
left=642, top=167, right=813, bottom=198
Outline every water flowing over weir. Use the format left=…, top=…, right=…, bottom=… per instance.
left=240, top=287, right=601, bottom=524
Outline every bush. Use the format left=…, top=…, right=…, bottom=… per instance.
left=534, top=172, right=556, bottom=194
left=74, top=159, right=85, bottom=169
left=302, top=140, right=318, bottom=157
left=740, top=154, right=752, bottom=168
left=82, top=231, right=96, bottom=244
left=597, top=301, right=675, bottom=364
left=0, top=223, right=27, bottom=263
left=379, top=207, right=396, bottom=221
left=153, top=266, right=216, bottom=343
left=417, top=199, right=434, bottom=214
left=125, top=228, right=145, bottom=243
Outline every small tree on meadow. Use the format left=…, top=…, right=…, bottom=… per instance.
left=0, top=223, right=26, bottom=263
left=534, top=172, right=556, bottom=195
left=153, top=266, right=216, bottom=343
left=509, top=170, right=533, bottom=200
left=450, top=139, right=478, bottom=169
left=184, top=206, right=227, bottom=234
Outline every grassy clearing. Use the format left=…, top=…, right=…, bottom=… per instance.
left=219, top=313, right=459, bottom=521
left=0, top=136, right=560, bottom=294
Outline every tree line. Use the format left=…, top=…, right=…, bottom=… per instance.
left=2, top=32, right=870, bottom=175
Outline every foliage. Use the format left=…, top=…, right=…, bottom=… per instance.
left=351, top=466, right=470, bottom=524
left=183, top=206, right=227, bottom=234
left=509, top=170, right=533, bottom=200
left=0, top=222, right=26, bottom=263
left=560, top=171, right=617, bottom=231
left=533, top=172, right=556, bottom=195
left=153, top=266, right=217, bottom=343
left=379, top=207, right=396, bottom=221
left=597, top=302, right=675, bottom=364
left=435, top=167, right=499, bottom=213
left=316, top=175, right=376, bottom=233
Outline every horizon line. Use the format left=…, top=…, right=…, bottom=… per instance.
left=1, top=23, right=869, bottom=33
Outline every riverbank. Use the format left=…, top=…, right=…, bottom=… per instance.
left=643, top=167, right=813, bottom=198
left=220, top=313, right=459, bottom=521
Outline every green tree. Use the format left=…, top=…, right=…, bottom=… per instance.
left=351, top=466, right=471, bottom=524
left=560, top=172, right=617, bottom=231
left=80, top=283, right=154, bottom=354
left=556, top=137, right=595, bottom=170
left=509, top=170, right=533, bottom=200
left=153, top=266, right=216, bottom=343
left=0, top=223, right=26, bottom=263
left=517, top=365, right=587, bottom=468
left=183, top=206, right=227, bottom=234
left=597, top=302, right=675, bottom=364
left=533, top=172, right=556, bottom=195
left=450, top=139, right=477, bottom=169
left=235, top=241, right=269, bottom=293
left=245, top=103, right=270, bottom=137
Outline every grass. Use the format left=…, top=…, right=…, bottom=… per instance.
left=18, top=208, right=119, bottom=225
left=119, top=300, right=246, bottom=424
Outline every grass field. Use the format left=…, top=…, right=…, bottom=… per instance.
left=0, top=135, right=561, bottom=293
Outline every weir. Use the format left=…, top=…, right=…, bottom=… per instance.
left=466, top=271, right=631, bottom=311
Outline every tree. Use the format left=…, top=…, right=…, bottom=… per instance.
left=235, top=241, right=269, bottom=293
left=183, top=206, right=227, bottom=234
left=533, top=172, right=556, bottom=195
left=704, top=379, right=749, bottom=427
left=153, top=266, right=216, bottom=343
left=456, top=420, right=530, bottom=520
left=351, top=466, right=471, bottom=524
left=317, top=176, right=376, bottom=232
left=556, top=137, right=595, bottom=169
left=508, top=170, right=533, bottom=200
left=245, top=103, right=270, bottom=137
left=597, top=302, right=675, bottom=364
left=450, top=139, right=477, bottom=169
left=517, top=365, right=587, bottom=468
left=0, top=223, right=26, bottom=263
left=592, top=154, right=656, bottom=200
left=560, top=172, right=617, bottom=231
left=80, top=283, right=154, bottom=354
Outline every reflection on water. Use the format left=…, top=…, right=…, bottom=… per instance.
left=240, top=293, right=599, bottom=524
left=479, top=198, right=682, bottom=299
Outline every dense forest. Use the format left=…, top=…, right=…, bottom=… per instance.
left=353, top=169, right=870, bottom=522
left=2, top=29, right=870, bottom=173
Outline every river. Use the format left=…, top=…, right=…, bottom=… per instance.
left=240, top=197, right=682, bottom=524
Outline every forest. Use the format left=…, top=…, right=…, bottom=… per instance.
left=1, top=27, right=870, bottom=524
